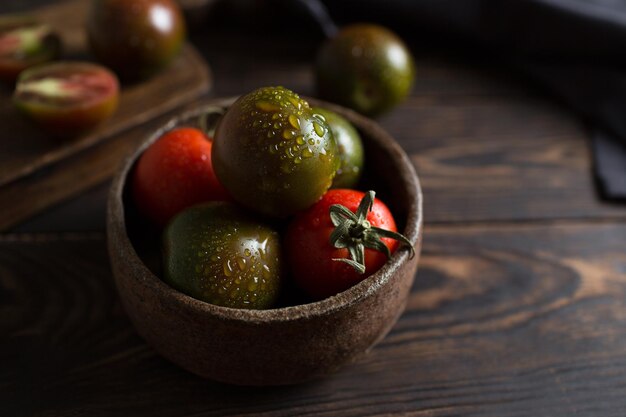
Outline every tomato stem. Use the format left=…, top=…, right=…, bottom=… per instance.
left=197, top=106, right=226, bottom=138
left=329, top=190, right=415, bottom=274
left=293, top=0, right=339, bottom=39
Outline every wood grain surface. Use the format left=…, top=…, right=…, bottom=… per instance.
left=0, top=102, right=191, bottom=231
left=2, top=223, right=625, bottom=416
left=2, top=2, right=626, bottom=416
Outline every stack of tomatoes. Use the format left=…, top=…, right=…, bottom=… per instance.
left=133, top=86, right=413, bottom=309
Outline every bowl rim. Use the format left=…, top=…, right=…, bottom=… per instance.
left=107, top=96, right=422, bottom=324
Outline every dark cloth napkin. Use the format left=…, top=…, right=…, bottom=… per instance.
left=320, top=0, right=626, bottom=201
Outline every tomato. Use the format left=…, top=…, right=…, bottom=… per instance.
left=12, top=61, right=119, bottom=136
left=316, top=24, right=415, bottom=116
left=132, top=127, right=230, bottom=227
left=87, top=0, right=186, bottom=81
left=285, top=189, right=414, bottom=300
left=312, top=107, right=364, bottom=189
left=163, top=202, right=283, bottom=309
left=0, top=15, right=61, bottom=82
left=212, top=86, right=340, bottom=217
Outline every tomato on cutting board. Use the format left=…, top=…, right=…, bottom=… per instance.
left=87, top=0, right=186, bottom=81
left=12, top=61, right=119, bottom=136
left=0, top=15, right=61, bottom=82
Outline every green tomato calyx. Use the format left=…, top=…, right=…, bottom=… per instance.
left=329, top=190, right=414, bottom=274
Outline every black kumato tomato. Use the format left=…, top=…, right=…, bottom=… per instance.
left=212, top=86, right=340, bottom=217
left=312, top=107, right=364, bottom=189
left=316, top=24, right=415, bottom=117
left=163, top=203, right=283, bottom=309
left=87, top=0, right=186, bottom=81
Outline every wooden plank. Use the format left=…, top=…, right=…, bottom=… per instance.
left=0, top=0, right=211, bottom=187
left=2, top=222, right=625, bottom=416
left=383, top=90, right=625, bottom=223
left=0, top=104, right=184, bottom=231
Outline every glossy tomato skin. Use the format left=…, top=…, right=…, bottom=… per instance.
left=87, top=0, right=186, bottom=81
left=316, top=24, right=415, bottom=117
left=12, top=61, right=119, bottom=136
left=312, top=107, right=364, bottom=189
left=212, top=86, right=340, bottom=218
left=285, top=189, right=399, bottom=300
left=163, top=202, right=283, bottom=309
left=0, top=15, right=61, bottom=82
left=132, top=127, right=230, bottom=227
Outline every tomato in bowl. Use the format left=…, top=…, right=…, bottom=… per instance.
left=107, top=97, right=422, bottom=385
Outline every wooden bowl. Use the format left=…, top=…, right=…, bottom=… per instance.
left=107, top=97, right=423, bottom=386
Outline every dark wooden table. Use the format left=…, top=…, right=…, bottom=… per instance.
left=3, top=3, right=626, bottom=416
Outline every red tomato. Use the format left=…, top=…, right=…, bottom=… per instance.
left=132, top=127, right=230, bottom=226
left=285, top=189, right=411, bottom=300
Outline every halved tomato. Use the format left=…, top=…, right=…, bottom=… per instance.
left=0, top=15, right=61, bottom=82
left=13, top=61, right=119, bottom=136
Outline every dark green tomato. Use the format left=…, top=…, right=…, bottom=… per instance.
left=163, top=203, right=282, bottom=309
left=312, top=107, right=364, bottom=189
left=316, top=24, right=415, bottom=117
left=87, top=0, right=186, bottom=81
left=0, top=15, right=61, bottom=82
left=212, top=86, right=340, bottom=217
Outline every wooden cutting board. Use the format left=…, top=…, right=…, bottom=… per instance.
left=0, top=0, right=211, bottom=229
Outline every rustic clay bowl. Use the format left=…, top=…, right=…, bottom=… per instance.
left=107, top=97, right=422, bottom=386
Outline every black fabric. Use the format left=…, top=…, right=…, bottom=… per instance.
left=593, top=131, right=626, bottom=200
left=320, top=0, right=626, bottom=201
